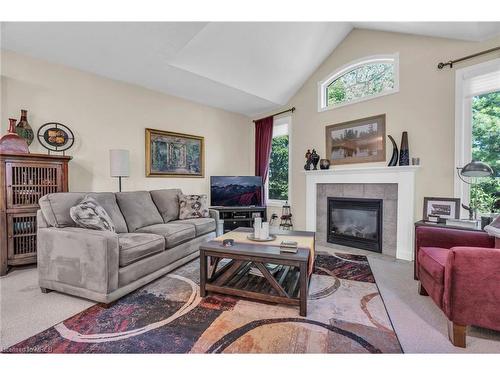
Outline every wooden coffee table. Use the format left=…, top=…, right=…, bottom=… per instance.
left=199, top=227, right=315, bottom=316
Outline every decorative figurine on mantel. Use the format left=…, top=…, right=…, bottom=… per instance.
left=319, top=158, right=330, bottom=169
left=304, top=149, right=312, bottom=170
left=311, top=149, right=320, bottom=170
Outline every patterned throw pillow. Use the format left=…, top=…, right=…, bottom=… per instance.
left=179, top=194, right=209, bottom=220
left=70, top=196, right=116, bottom=232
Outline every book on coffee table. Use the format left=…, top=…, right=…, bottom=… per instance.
left=280, top=240, right=298, bottom=253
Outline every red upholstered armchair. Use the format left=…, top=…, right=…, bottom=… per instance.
left=415, top=225, right=499, bottom=347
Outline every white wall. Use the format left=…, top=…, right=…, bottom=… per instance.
left=265, top=29, right=500, bottom=229
left=1, top=50, right=254, bottom=194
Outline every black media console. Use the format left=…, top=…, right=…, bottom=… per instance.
left=210, top=206, right=267, bottom=233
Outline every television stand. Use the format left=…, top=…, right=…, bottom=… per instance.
left=210, top=206, right=267, bottom=233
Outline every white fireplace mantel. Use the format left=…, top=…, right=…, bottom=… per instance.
left=304, top=165, right=420, bottom=261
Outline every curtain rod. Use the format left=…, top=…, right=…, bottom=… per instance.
left=252, top=107, right=295, bottom=123
left=437, top=46, right=500, bottom=69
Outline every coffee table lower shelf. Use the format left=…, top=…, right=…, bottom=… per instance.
left=200, top=251, right=310, bottom=316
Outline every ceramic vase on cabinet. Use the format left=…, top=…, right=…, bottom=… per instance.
left=16, top=109, right=34, bottom=146
left=0, top=119, right=29, bottom=154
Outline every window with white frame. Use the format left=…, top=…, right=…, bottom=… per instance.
left=318, top=54, right=399, bottom=111
left=455, top=58, right=500, bottom=215
left=267, top=116, right=291, bottom=205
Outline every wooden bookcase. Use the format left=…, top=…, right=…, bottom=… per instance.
left=0, top=153, right=71, bottom=275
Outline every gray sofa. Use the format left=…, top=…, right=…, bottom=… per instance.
left=36, top=189, right=221, bottom=303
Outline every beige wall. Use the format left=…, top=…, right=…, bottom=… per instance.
left=276, top=29, right=500, bottom=230
left=1, top=50, right=253, bottom=194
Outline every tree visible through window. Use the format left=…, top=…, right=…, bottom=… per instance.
left=319, top=55, right=399, bottom=111
left=268, top=128, right=289, bottom=201
left=327, top=62, right=395, bottom=106
left=470, top=91, right=500, bottom=213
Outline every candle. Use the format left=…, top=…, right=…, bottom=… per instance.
left=261, top=222, right=269, bottom=240
left=254, top=217, right=262, bottom=238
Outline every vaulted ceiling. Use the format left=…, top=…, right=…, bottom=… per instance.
left=2, top=22, right=500, bottom=116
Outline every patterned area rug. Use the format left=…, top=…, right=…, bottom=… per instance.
left=5, top=253, right=402, bottom=353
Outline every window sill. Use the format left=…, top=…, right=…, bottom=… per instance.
left=267, top=200, right=288, bottom=207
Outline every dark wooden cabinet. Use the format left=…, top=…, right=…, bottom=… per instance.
left=0, top=153, right=71, bottom=275
left=211, top=206, right=267, bottom=233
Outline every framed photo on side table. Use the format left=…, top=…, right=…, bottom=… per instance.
left=423, top=197, right=461, bottom=221
left=145, top=128, right=204, bottom=177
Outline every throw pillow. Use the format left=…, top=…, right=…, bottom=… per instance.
left=179, top=194, right=209, bottom=220
left=70, top=196, right=116, bottom=232
left=484, top=215, right=500, bottom=238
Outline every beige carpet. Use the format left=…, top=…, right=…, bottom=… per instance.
left=1, top=248, right=500, bottom=353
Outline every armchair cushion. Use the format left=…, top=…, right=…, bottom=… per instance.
left=116, top=191, right=163, bottom=232
left=418, top=247, right=449, bottom=284
left=118, top=233, right=165, bottom=267
left=136, top=222, right=195, bottom=249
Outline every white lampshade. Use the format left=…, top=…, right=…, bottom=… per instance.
left=110, top=149, right=130, bottom=177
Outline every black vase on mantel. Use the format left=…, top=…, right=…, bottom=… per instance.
left=399, top=131, right=409, bottom=166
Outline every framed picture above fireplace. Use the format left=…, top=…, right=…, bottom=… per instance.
left=325, top=114, right=386, bottom=165
left=422, top=197, right=461, bottom=221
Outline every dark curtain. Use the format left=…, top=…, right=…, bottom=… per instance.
left=254, top=116, right=274, bottom=195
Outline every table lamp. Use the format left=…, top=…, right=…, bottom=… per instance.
left=110, top=149, right=129, bottom=192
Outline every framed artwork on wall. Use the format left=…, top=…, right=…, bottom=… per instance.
left=422, top=197, right=461, bottom=221
left=325, top=114, right=386, bottom=165
left=145, top=128, right=204, bottom=177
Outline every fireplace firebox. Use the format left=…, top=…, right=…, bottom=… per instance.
left=327, top=197, right=383, bottom=252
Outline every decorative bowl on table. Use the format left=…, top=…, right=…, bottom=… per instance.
left=246, top=234, right=277, bottom=242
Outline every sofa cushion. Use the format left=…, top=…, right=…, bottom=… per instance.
left=116, top=191, right=163, bottom=232
left=118, top=233, right=165, bottom=267
left=418, top=247, right=450, bottom=284
left=150, top=189, right=182, bottom=223
left=179, top=194, right=209, bottom=219
left=136, top=223, right=196, bottom=249
left=172, top=218, right=215, bottom=236
left=70, top=196, right=116, bottom=232
left=87, top=193, right=128, bottom=233
left=39, top=192, right=85, bottom=228
left=39, top=192, right=128, bottom=233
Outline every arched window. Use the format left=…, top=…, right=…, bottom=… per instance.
left=318, top=54, right=399, bottom=111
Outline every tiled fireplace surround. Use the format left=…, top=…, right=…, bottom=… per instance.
left=316, top=183, right=398, bottom=257
left=305, top=166, right=419, bottom=260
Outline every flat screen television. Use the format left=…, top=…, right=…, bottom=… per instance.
left=210, top=176, right=263, bottom=207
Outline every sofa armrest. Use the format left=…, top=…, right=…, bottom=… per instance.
left=443, top=247, right=500, bottom=330
left=209, top=209, right=224, bottom=237
left=37, top=227, right=119, bottom=294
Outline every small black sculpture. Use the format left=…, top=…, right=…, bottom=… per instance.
left=311, top=149, right=320, bottom=170
left=387, top=135, right=399, bottom=166
left=304, top=149, right=312, bottom=170
left=461, top=203, right=475, bottom=220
